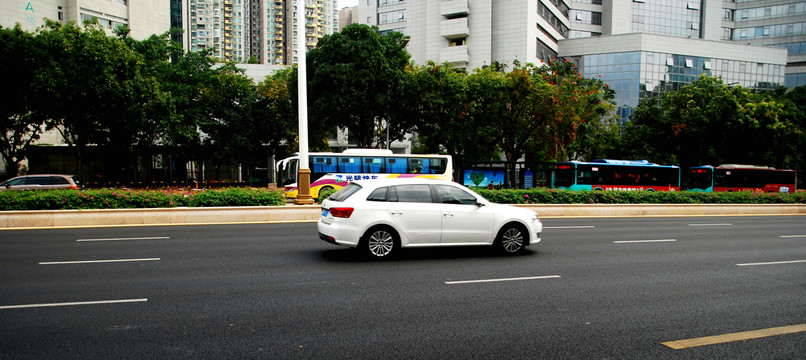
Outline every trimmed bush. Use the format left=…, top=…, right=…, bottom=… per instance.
left=0, top=187, right=802, bottom=211
left=0, top=187, right=285, bottom=210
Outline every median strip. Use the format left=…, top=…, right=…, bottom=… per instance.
left=688, top=223, right=733, bottom=227
left=779, top=235, right=806, bottom=238
left=0, top=298, right=148, bottom=310
left=39, top=258, right=161, bottom=265
left=662, top=323, right=806, bottom=349
left=445, top=275, right=561, bottom=285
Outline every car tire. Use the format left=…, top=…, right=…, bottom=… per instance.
left=361, top=226, right=399, bottom=258
left=496, top=223, right=528, bottom=254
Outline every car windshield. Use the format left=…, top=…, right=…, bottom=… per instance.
left=328, top=183, right=362, bottom=202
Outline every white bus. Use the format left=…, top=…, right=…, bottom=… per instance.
left=277, top=149, right=453, bottom=199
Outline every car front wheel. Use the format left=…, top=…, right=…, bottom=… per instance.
left=362, top=226, right=399, bottom=258
left=496, top=223, right=527, bottom=254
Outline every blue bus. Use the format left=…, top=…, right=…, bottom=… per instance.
left=551, top=159, right=681, bottom=191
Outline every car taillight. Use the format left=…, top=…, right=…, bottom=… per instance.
left=329, top=207, right=354, bottom=218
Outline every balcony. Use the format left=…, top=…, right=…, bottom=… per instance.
left=441, top=0, right=469, bottom=18
left=440, top=45, right=469, bottom=65
left=440, top=17, right=469, bottom=39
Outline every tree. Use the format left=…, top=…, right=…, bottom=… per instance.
left=530, top=59, right=616, bottom=162
left=307, top=24, right=412, bottom=148
left=0, top=25, right=48, bottom=177
left=407, top=62, right=498, bottom=180
left=34, top=20, right=163, bottom=179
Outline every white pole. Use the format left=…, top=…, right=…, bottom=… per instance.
left=297, top=0, right=309, bottom=170
left=295, top=0, right=313, bottom=204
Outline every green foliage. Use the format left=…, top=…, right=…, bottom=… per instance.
left=472, top=188, right=806, bottom=205
left=0, top=188, right=285, bottom=210
left=308, top=24, right=413, bottom=148
left=316, top=187, right=338, bottom=204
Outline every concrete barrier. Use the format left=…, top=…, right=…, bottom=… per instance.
left=0, top=204, right=804, bottom=229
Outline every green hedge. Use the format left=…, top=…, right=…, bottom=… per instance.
left=0, top=187, right=803, bottom=211
left=0, top=188, right=285, bottom=210
left=472, top=188, right=806, bottom=204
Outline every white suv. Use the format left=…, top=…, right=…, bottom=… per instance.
left=318, top=179, right=542, bottom=258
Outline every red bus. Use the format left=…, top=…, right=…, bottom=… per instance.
left=688, top=164, right=797, bottom=193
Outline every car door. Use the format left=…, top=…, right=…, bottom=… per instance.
left=434, top=184, right=495, bottom=244
left=384, top=184, right=442, bottom=244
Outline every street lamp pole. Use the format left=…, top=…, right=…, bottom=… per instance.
left=295, top=0, right=313, bottom=205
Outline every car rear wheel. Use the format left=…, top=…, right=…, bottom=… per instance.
left=496, top=223, right=527, bottom=254
left=362, top=226, right=399, bottom=258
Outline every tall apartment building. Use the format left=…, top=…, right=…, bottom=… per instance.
left=357, top=0, right=797, bottom=124
left=1, top=0, right=170, bottom=40
left=188, top=0, right=250, bottom=62
left=188, top=0, right=337, bottom=64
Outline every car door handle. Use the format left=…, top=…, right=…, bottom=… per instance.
left=443, top=212, right=454, bottom=217
left=390, top=211, right=403, bottom=216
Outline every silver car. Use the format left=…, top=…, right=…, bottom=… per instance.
left=0, top=174, right=82, bottom=191
left=318, top=178, right=542, bottom=258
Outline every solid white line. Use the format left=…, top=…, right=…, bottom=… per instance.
left=77, top=236, right=170, bottom=242
left=688, top=223, right=733, bottom=227
left=544, top=226, right=595, bottom=229
left=780, top=235, right=806, bottom=238
left=736, top=260, right=806, bottom=267
left=614, top=239, right=677, bottom=244
left=39, top=258, right=161, bottom=265
left=445, top=275, right=561, bottom=285
left=0, top=298, right=148, bottom=310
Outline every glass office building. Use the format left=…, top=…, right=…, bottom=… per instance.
left=573, top=50, right=785, bottom=124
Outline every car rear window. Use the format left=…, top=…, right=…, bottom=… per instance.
left=50, top=176, right=69, bottom=185
left=328, top=183, right=362, bottom=202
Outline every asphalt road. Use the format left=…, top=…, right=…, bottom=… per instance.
left=1, top=216, right=804, bottom=359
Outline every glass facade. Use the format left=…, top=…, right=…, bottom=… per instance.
left=631, top=0, right=702, bottom=38
left=575, top=51, right=785, bottom=124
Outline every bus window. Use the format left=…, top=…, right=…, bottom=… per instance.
left=427, top=158, right=447, bottom=174
left=339, top=156, right=361, bottom=173
left=363, top=157, right=385, bottom=173
left=408, top=158, right=424, bottom=174
left=312, top=156, right=337, bottom=174
left=386, top=158, right=407, bottom=173
left=578, top=165, right=594, bottom=185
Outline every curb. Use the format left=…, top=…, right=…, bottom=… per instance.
left=0, top=204, right=804, bottom=229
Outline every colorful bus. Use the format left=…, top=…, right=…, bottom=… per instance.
left=277, top=149, right=453, bottom=199
left=550, top=159, right=681, bottom=191
left=688, top=164, right=797, bottom=193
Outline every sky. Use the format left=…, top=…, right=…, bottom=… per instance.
left=340, top=0, right=358, bottom=8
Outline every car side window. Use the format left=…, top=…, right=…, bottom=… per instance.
left=393, top=185, right=433, bottom=203
left=50, top=176, right=69, bottom=185
left=27, top=176, right=50, bottom=185
left=435, top=185, right=478, bottom=205
left=367, top=187, right=388, bottom=201
left=5, top=177, right=26, bottom=186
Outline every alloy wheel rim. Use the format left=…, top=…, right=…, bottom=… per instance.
left=368, top=230, right=394, bottom=257
left=502, top=228, right=524, bottom=253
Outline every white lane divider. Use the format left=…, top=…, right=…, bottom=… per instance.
left=39, top=258, right=161, bottom=265
left=77, top=236, right=170, bottom=242
left=0, top=298, right=148, bottom=310
left=613, top=239, right=677, bottom=244
left=736, top=260, right=806, bottom=267
left=445, top=275, right=561, bottom=285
